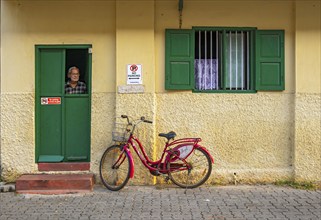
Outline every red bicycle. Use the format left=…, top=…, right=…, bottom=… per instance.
left=99, top=115, right=214, bottom=191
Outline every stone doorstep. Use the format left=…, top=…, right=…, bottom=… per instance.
left=15, top=174, right=95, bottom=195
left=15, top=189, right=92, bottom=195
left=38, top=162, right=90, bottom=171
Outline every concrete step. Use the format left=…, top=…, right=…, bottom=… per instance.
left=16, top=174, right=95, bottom=194
left=38, top=162, right=90, bottom=171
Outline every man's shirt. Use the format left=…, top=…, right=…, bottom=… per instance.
left=65, top=81, right=87, bottom=94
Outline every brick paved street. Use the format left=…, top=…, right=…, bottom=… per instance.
left=0, top=185, right=320, bottom=220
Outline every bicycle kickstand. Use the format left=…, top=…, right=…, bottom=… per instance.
left=184, top=169, right=192, bottom=194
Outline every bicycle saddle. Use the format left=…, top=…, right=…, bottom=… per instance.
left=158, top=131, right=176, bottom=140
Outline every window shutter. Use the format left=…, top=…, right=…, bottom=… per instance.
left=165, top=29, right=194, bottom=90
left=255, top=30, right=285, bottom=90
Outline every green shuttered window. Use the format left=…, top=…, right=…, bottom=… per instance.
left=165, top=28, right=285, bottom=92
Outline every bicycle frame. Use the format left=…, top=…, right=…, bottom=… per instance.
left=122, top=133, right=214, bottom=179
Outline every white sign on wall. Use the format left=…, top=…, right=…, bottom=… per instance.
left=127, top=64, right=142, bottom=85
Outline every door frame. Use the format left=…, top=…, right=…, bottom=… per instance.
left=35, top=44, right=92, bottom=162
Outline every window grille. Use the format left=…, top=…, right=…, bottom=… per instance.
left=195, top=30, right=251, bottom=91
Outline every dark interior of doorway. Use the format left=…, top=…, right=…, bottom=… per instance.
left=65, top=49, right=88, bottom=85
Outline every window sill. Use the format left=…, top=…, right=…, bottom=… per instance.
left=193, top=90, right=257, bottom=94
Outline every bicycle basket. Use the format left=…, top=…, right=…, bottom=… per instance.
left=112, top=123, right=130, bottom=142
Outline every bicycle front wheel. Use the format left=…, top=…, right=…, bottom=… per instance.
left=167, top=148, right=212, bottom=188
left=99, top=145, right=131, bottom=191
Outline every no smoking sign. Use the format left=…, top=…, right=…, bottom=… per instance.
left=127, top=64, right=142, bottom=85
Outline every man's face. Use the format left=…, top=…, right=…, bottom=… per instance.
left=69, top=69, right=80, bottom=83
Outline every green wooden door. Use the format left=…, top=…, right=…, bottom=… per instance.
left=36, top=46, right=92, bottom=162
left=65, top=96, right=90, bottom=161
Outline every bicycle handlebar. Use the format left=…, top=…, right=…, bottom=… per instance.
left=140, top=116, right=153, bottom=124
left=121, top=115, right=152, bottom=124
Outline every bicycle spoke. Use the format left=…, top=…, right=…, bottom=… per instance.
left=100, top=145, right=131, bottom=191
left=167, top=148, right=212, bottom=188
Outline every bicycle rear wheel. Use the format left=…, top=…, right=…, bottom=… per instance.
left=99, top=145, right=131, bottom=191
left=167, top=148, right=212, bottom=188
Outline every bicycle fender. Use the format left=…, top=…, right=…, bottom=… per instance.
left=165, top=144, right=192, bottom=162
left=196, top=145, right=214, bottom=164
left=123, top=147, right=135, bottom=178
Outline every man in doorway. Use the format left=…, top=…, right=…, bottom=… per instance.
left=65, top=66, right=87, bottom=94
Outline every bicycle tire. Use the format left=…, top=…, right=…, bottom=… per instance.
left=99, top=145, right=131, bottom=191
left=167, top=147, right=212, bottom=188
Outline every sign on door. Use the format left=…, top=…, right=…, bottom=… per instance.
left=41, top=97, right=61, bottom=105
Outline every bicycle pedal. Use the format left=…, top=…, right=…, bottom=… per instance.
left=150, top=170, right=161, bottom=176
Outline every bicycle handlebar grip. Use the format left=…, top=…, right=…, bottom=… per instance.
left=121, top=115, right=128, bottom=118
left=144, top=120, right=153, bottom=124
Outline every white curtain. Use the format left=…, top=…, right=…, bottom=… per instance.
left=195, top=59, right=218, bottom=90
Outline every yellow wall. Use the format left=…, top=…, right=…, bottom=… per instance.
left=116, top=1, right=155, bottom=93
left=1, top=0, right=320, bottom=183
left=294, top=1, right=321, bottom=181
left=155, top=0, right=296, bottom=93
left=295, top=1, right=321, bottom=93
left=153, top=0, right=297, bottom=183
left=1, top=0, right=116, bottom=93
left=115, top=1, right=157, bottom=184
left=0, top=0, right=117, bottom=180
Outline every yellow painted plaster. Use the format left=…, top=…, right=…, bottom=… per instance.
left=1, top=0, right=116, bottom=93
left=155, top=93, right=295, bottom=183
left=115, top=94, right=156, bottom=185
left=116, top=1, right=156, bottom=93
left=1, top=94, right=36, bottom=181
left=294, top=94, right=321, bottom=182
left=295, top=1, right=321, bottom=93
left=114, top=1, right=157, bottom=184
left=294, top=1, right=321, bottom=181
